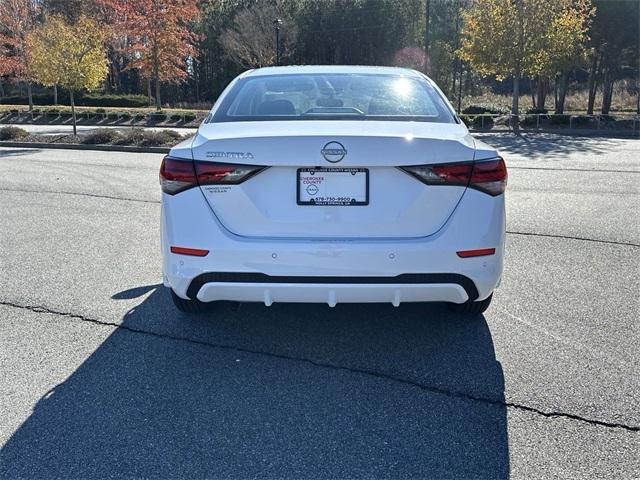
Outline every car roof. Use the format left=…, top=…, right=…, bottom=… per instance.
left=242, top=65, right=424, bottom=78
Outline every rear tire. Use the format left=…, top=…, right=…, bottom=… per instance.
left=448, top=294, right=493, bottom=314
left=170, top=289, right=215, bottom=314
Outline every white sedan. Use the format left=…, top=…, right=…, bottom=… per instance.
left=160, top=65, right=507, bottom=315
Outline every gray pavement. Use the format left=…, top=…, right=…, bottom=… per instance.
left=0, top=133, right=638, bottom=478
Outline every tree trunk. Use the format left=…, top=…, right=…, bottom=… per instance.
left=27, top=81, right=33, bottom=112
left=601, top=69, right=614, bottom=115
left=0, top=78, right=5, bottom=97
left=530, top=77, right=536, bottom=110
left=555, top=71, right=568, bottom=114
left=53, top=85, right=58, bottom=105
left=587, top=52, right=598, bottom=115
left=70, top=89, right=77, bottom=136
left=147, top=78, right=153, bottom=106
left=512, top=72, right=520, bottom=132
left=424, top=0, right=430, bottom=74
left=536, top=76, right=547, bottom=111
left=155, top=77, right=161, bottom=111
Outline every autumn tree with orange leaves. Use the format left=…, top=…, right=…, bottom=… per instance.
left=98, top=0, right=199, bottom=110
left=0, top=0, right=41, bottom=111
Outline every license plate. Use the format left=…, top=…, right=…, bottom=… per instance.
left=297, top=168, right=369, bottom=206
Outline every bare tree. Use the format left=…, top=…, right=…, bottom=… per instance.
left=220, top=3, right=297, bottom=69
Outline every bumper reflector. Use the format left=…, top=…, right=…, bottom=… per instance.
left=170, top=246, right=209, bottom=257
left=456, top=248, right=496, bottom=258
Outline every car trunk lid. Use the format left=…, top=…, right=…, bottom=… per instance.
left=192, top=120, right=475, bottom=239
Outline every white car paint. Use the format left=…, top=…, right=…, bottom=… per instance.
left=161, top=66, right=506, bottom=309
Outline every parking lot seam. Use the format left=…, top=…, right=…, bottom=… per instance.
left=0, top=187, right=159, bottom=204
left=2, top=299, right=639, bottom=433
left=506, top=230, right=640, bottom=248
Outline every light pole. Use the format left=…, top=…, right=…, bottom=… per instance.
left=273, top=18, right=282, bottom=66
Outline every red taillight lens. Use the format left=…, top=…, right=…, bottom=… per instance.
left=470, top=158, right=507, bottom=196
left=401, top=163, right=473, bottom=186
left=159, top=156, right=197, bottom=195
left=400, top=157, right=507, bottom=196
left=160, top=157, right=267, bottom=195
left=194, top=161, right=266, bottom=185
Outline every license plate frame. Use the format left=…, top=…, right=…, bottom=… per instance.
left=297, top=167, right=369, bottom=206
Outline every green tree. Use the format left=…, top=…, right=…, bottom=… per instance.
left=587, top=0, right=639, bottom=114
left=28, top=16, right=108, bottom=135
left=533, top=0, right=593, bottom=113
left=458, top=0, right=592, bottom=122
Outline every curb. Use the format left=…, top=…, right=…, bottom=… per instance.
left=0, top=141, right=169, bottom=154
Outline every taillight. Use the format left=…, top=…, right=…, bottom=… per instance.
left=159, top=156, right=197, bottom=194
left=195, top=162, right=266, bottom=185
left=401, top=163, right=473, bottom=186
left=469, top=158, right=507, bottom=196
left=400, top=157, right=507, bottom=196
left=160, top=156, right=267, bottom=195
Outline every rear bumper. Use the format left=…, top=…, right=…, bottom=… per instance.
left=189, top=272, right=477, bottom=305
left=161, top=187, right=506, bottom=305
left=197, top=282, right=469, bottom=306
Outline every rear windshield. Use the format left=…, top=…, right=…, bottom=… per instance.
left=211, top=73, right=456, bottom=124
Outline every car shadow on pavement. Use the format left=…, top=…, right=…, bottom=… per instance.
left=0, top=148, right=43, bottom=157
left=475, top=132, right=618, bottom=160
left=0, top=285, right=509, bottom=478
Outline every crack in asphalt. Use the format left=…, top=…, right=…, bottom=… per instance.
left=506, top=230, right=640, bottom=248
left=0, top=187, right=159, bottom=204
left=2, top=300, right=638, bottom=433
left=2, top=187, right=639, bottom=248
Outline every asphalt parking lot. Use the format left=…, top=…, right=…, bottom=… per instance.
left=0, top=133, right=638, bottom=478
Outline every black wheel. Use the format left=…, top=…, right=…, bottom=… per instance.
left=448, top=294, right=493, bottom=314
left=170, top=289, right=216, bottom=314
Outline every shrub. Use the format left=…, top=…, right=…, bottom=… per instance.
left=95, top=108, right=106, bottom=114
left=183, top=114, right=196, bottom=122
left=596, top=114, right=615, bottom=122
left=133, top=113, right=146, bottom=121
left=107, top=112, right=119, bottom=120
left=526, top=108, right=548, bottom=114
left=139, top=130, right=182, bottom=146
left=114, top=128, right=145, bottom=145
left=550, top=114, right=570, bottom=125
left=169, top=114, right=183, bottom=122
left=462, top=104, right=509, bottom=115
left=120, top=112, right=131, bottom=120
left=47, top=108, right=60, bottom=115
left=0, top=126, right=29, bottom=140
left=149, top=112, right=167, bottom=122
left=472, top=115, right=494, bottom=130
left=81, top=94, right=151, bottom=108
left=572, top=115, right=593, bottom=126
left=81, top=128, right=121, bottom=144
left=0, top=93, right=151, bottom=108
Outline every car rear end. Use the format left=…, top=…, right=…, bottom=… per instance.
left=160, top=66, right=507, bottom=313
